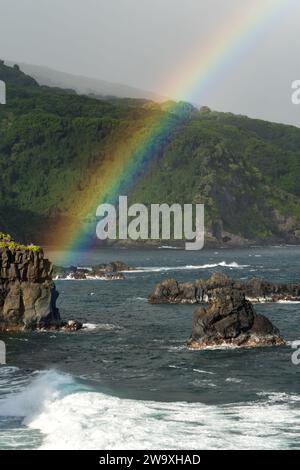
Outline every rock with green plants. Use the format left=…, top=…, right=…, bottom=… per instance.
left=0, top=233, right=82, bottom=331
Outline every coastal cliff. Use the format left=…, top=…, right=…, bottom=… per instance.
left=0, top=233, right=80, bottom=331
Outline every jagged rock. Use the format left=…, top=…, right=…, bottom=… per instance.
left=53, top=261, right=129, bottom=280
left=148, top=273, right=300, bottom=304
left=187, top=287, right=285, bottom=349
left=0, top=242, right=81, bottom=332
left=149, top=278, right=180, bottom=303
left=62, top=320, right=83, bottom=332
left=102, top=261, right=131, bottom=272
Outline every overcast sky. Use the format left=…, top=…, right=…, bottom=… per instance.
left=1, top=0, right=300, bottom=125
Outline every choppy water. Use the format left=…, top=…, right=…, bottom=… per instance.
left=0, top=246, right=300, bottom=449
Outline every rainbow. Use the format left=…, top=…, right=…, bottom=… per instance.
left=51, top=0, right=290, bottom=265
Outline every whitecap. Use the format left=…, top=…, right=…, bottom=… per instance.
left=169, top=365, right=187, bottom=370
left=0, top=370, right=299, bottom=450
left=129, top=261, right=249, bottom=273
left=188, top=343, right=240, bottom=351
left=82, top=323, right=123, bottom=331
left=226, top=378, right=242, bottom=383
left=193, top=369, right=215, bottom=375
left=158, top=246, right=180, bottom=250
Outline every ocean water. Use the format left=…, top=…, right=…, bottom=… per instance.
left=0, top=246, right=299, bottom=450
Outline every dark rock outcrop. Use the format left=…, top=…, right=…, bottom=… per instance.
left=0, top=245, right=82, bottom=331
left=148, top=273, right=300, bottom=304
left=187, top=287, right=285, bottom=349
left=53, top=261, right=131, bottom=280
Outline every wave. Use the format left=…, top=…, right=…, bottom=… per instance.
left=54, top=261, right=250, bottom=277
left=54, top=275, right=117, bottom=281
left=128, top=261, right=249, bottom=273
left=192, top=369, right=215, bottom=375
left=0, top=370, right=299, bottom=450
left=158, top=246, right=180, bottom=250
left=192, top=378, right=217, bottom=388
left=0, top=367, right=26, bottom=395
left=82, top=323, right=123, bottom=331
left=247, top=298, right=300, bottom=304
left=226, top=377, right=242, bottom=383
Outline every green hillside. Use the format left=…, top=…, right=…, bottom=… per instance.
left=0, top=61, right=299, bottom=246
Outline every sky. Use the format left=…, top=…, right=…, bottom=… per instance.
left=1, top=0, right=300, bottom=126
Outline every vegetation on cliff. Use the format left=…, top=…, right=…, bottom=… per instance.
left=0, top=232, right=41, bottom=252
left=0, top=60, right=299, bottom=244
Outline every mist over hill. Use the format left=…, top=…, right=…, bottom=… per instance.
left=0, top=61, right=299, bottom=247
left=5, top=60, right=167, bottom=102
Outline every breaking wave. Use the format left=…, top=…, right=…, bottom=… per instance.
left=129, top=261, right=249, bottom=273
left=0, top=370, right=299, bottom=450
left=82, top=323, right=123, bottom=331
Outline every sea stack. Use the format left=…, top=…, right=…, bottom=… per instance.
left=187, top=287, right=285, bottom=349
left=148, top=273, right=300, bottom=304
left=0, top=233, right=82, bottom=331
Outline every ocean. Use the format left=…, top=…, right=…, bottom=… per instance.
left=0, top=246, right=299, bottom=449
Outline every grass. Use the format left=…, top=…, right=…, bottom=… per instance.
left=0, top=232, right=41, bottom=252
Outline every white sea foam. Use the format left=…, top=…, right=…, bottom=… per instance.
left=169, top=365, right=187, bottom=370
left=0, top=370, right=299, bottom=450
left=54, top=275, right=115, bottom=281
left=247, top=297, right=273, bottom=303
left=158, top=246, right=180, bottom=250
left=128, top=261, right=249, bottom=273
left=192, top=369, right=215, bottom=375
left=226, top=377, right=242, bottom=384
left=187, top=343, right=240, bottom=351
left=246, top=298, right=300, bottom=304
left=55, top=261, right=250, bottom=277
left=82, top=323, right=99, bottom=330
left=167, top=345, right=187, bottom=352
left=82, top=323, right=123, bottom=331
left=192, top=378, right=217, bottom=388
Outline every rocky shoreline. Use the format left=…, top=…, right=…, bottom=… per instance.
left=0, top=233, right=290, bottom=348
left=0, top=235, right=83, bottom=332
left=53, top=261, right=132, bottom=280
left=187, top=287, right=285, bottom=349
left=148, top=273, right=288, bottom=349
left=148, top=273, right=300, bottom=304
